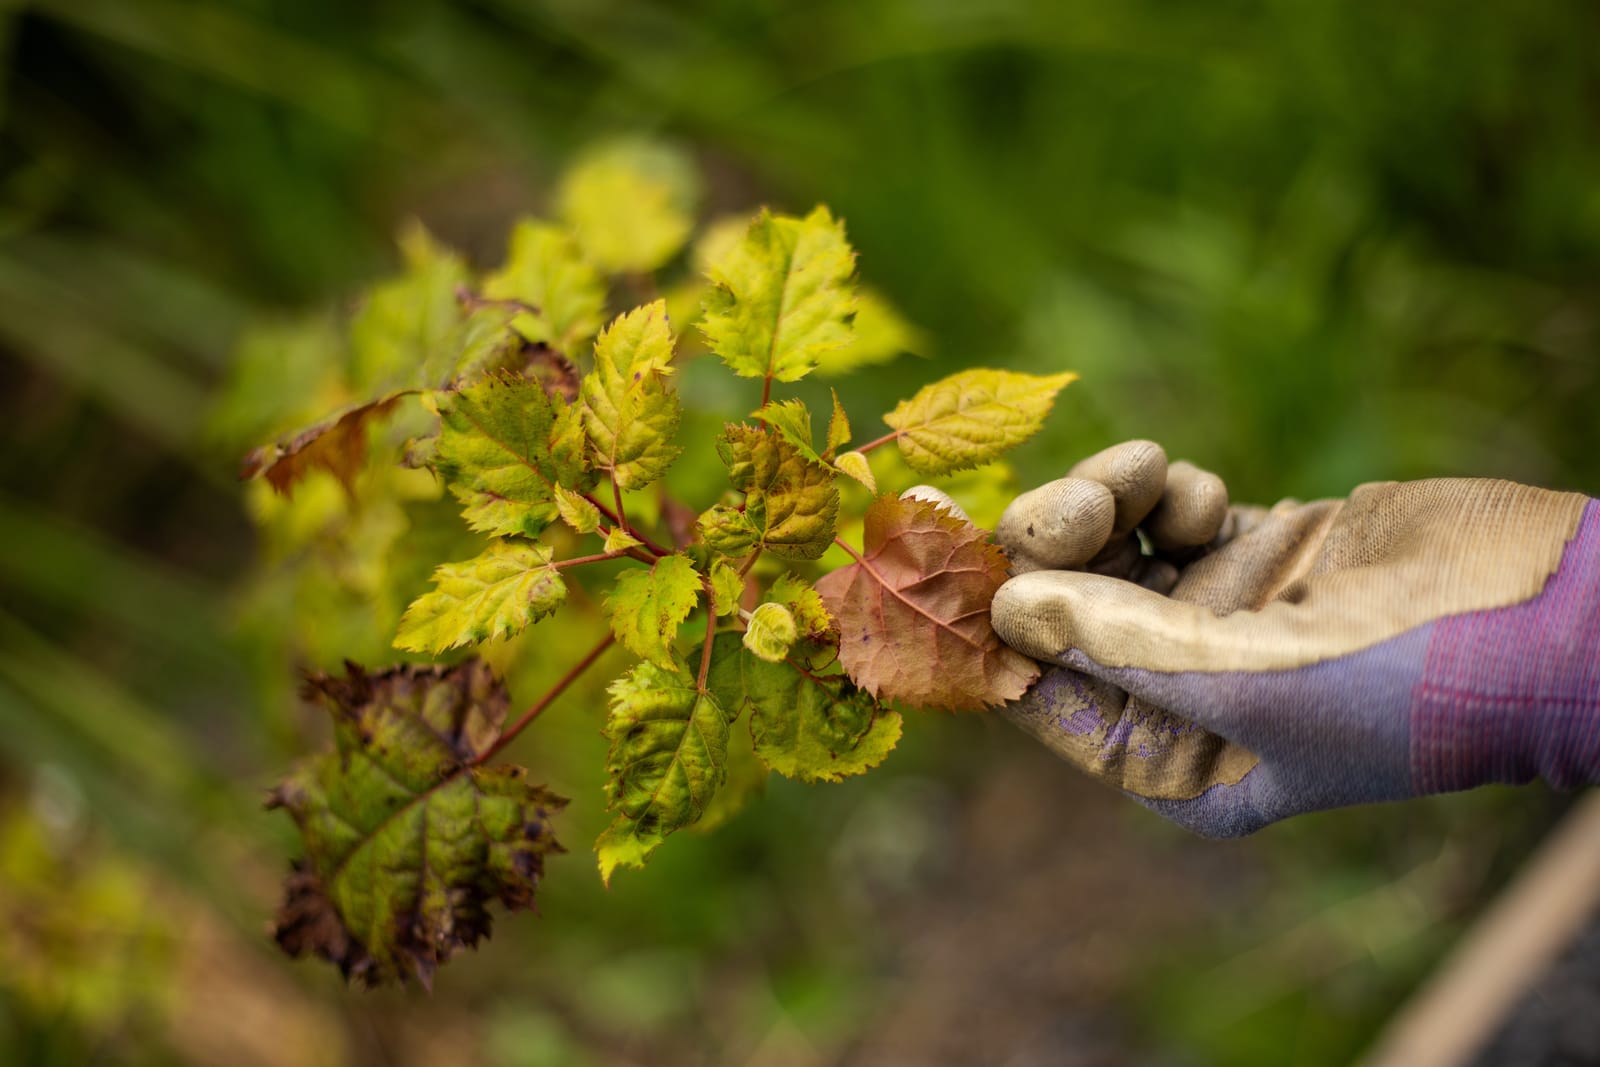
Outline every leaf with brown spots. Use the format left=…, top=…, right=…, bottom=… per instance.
left=241, top=394, right=407, bottom=497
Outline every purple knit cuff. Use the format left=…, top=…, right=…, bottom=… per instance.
left=1411, top=500, right=1600, bottom=793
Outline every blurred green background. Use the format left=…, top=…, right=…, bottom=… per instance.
left=2, top=1, right=1597, bottom=1064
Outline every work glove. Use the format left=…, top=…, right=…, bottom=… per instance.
left=986, top=441, right=1600, bottom=837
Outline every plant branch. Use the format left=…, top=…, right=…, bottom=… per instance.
left=855, top=430, right=900, bottom=454
left=587, top=487, right=672, bottom=558
left=760, top=372, right=774, bottom=410
left=696, top=583, right=718, bottom=691
left=554, top=550, right=630, bottom=570
left=475, top=633, right=616, bottom=765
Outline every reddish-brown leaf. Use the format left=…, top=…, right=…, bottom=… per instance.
left=816, top=494, right=1038, bottom=710
left=241, top=394, right=406, bottom=496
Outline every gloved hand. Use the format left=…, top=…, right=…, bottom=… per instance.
left=988, top=441, right=1600, bottom=837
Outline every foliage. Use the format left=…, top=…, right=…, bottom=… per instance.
left=244, top=145, right=1073, bottom=984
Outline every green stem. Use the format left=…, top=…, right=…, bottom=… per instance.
left=475, top=633, right=616, bottom=765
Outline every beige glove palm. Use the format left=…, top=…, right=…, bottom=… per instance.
left=988, top=441, right=1598, bottom=836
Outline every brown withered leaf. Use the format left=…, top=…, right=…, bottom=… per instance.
left=268, top=660, right=565, bottom=987
left=241, top=394, right=406, bottom=497
left=815, top=494, right=1038, bottom=710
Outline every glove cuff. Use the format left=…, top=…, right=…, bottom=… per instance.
left=1410, top=499, right=1600, bottom=793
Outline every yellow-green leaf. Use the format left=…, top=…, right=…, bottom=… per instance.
left=700, top=206, right=857, bottom=383
left=697, top=503, right=758, bottom=556
left=434, top=374, right=592, bottom=538
left=394, top=542, right=566, bottom=654
left=603, top=527, right=644, bottom=554
left=605, top=554, right=701, bottom=671
left=481, top=220, right=607, bottom=356
left=558, top=140, right=697, bottom=274
left=767, top=573, right=832, bottom=640
left=597, top=661, right=731, bottom=884
left=825, top=390, right=851, bottom=454
left=813, top=288, right=924, bottom=377
left=753, top=399, right=820, bottom=463
left=833, top=451, right=877, bottom=494
left=553, top=485, right=601, bottom=535
left=579, top=302, right=683, bottom=489
left=709, top=560, right=745, bottom=616
left=742, top=602, right=797, bottom=663
left=717, top=425, right=839, bottom=560
left=883, top=369, right=1077, bottom=476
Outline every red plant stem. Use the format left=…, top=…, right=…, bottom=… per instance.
left=832, top=535, right=864, bottom=563
left=554, top=550, right=629, bottom=570
left=585, top=489, right=671, bottom=558
left=737, top=549, right=762, bottom=578
left=760, top=372, right=773, bottom=410
left=474, top=633, right=616, bottom=765
left=855, top=430, right=900, bottom=454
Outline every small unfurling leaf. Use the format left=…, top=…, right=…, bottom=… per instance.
left=395, top=541, right=566, bottom=654
left=708, top=561, right=745, bottom=616
left=481, top=220, right=607, bottom=356
left=754, top=399, right=820, bottom=463
left=269, top=661, right=565, bottom=986
left=883, top=369, right=1077, bottom=476
left=825, top=390, right=852, bottom=454
left=553, top=485, right=602, bottom=534
left=579, top=302, right=683, bottom=490
left=596, top=661, right=731, bottom=883
left=700, top=207, right=857, bottom=383
left=766, top=573, right=832, bottom=640
left=717, top=425, right=839, bottom=560
left=242, top=394, right=406, bottom=497
left=814, top=494, right=1037, bottom=709
left=605, top=554, right=701, bottom=671
left=435, top=374, right=592, bottom=538
left=833, top=451, right=877, bottom=493
left=742, top=602, right=797, bottom=663
left=603, top=527, right=644, bottom=554
left=706, top=635, right=900, bottom=783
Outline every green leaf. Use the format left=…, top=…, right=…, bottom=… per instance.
left=700, top=206, right=857, bottom=383
left=813, top=288, right=924, bottom=377
left=708, top=560, right=745, bottom=617
left=603, top=527, right=644, bottom=554
left=434, top=374, right=592, bottom=538
left=742, top=602, right=797, bottom=663
left=883, top=369, right=1078, bottom=476
left=833, top=451, right=877, bottom=494
left=596, top=660, right=731, bottom=884
left=825, top=390, right=851, bottom=454
left=717, top=425, right=839, bottom=560
left=558, top=140, right=698, bottom=274
left=579, top=302, right=683, bottom=490
left=605, top=554, right=701, bottom=671
left=767, top=573, right=832, bottom=640
left=553, top=485, right=601, bottom=534
left=350, top=222, right=470, bottom=392
left=706, top=636, right=900, bottom=784
left=394, top=541, right=566, bottom=654
left=753, top=399, right=820, bottom=463
left=481, top=220, right=607, bottom=355
left=697, top=503, right=758, bottom=556
left=269, top=661, right=565, bottom=986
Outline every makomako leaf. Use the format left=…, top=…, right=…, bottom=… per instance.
left=812, top=288, right=924, bottom=377
left=742, top=602, right=797, bottom=663
left=394, top=541, right=566, bottom=654
left=579, top=301, right=683, bottom=490
left=435, top=373, right=592, bottom=538
left=269, top=660, right=565, bottom=987
left=700, top=206, right=857, bottom=383
left=717, top=425, right=839, bottom=560
left=697, top=503, right=759, bottom=556
left=709, top=560, right=745, bottom=616
left=596, top=660, right=731, bottom=884
left=706, top=635, right=901, bottom=783
left=605, top=554, right=701, bottom=671
left=553, top=485, right=602, bottom=534
left=883, top=369, right=1077, bottom=476
left=558, top=139, right=698, bottom=274
left=241, top=394, right=407, bottom=498
left=349, top=222, right=469, bottom=392
left=826, top=390, right=851, bottom=454
left=766, top=573, right=832, bottom=640
left=753, top=399, right=820, bottom=463
left=814, top=494, right=1037, bottom=710
left=481, top=220, right=607, bottom=355
left=833, top=451, right=877, bottom=494
left=603, top=527, right=644, bottom=554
